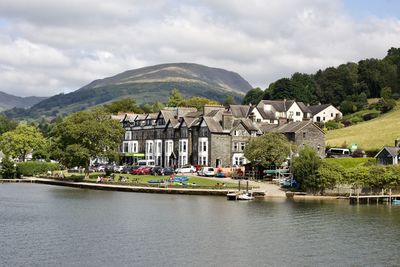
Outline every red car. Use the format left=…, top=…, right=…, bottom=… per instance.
left=132, top=166, right=152, bottom=175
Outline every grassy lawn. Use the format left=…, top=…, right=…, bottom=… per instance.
left=326, top=102, right=400, bottom=151
left=52, top=171, right=238, bottom=189
left=323, top=157, right=374, bottom=169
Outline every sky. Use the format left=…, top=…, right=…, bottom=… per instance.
left=0, top=0, right=400, bottom=97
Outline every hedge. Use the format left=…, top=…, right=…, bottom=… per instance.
left=17, top=161, right=60, bottom=177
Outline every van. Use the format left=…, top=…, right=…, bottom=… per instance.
left=137, top=159, right=155, bottom=167
left=327, top=148, right=351, bottom=158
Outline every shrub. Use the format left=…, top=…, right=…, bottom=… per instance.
left=376, top=98, right=396, bottom=113
left=324, top=120, right=343, bottom=130
left=351, top=149, right=365, bottom=158
left=0, top=156, right=16, bottom=179
left=16, top=161, right=60, bottom=176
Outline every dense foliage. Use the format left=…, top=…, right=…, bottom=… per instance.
left=0, top=156, right=16, bottom=179
left=261, top=47, right=400, bottom=114
left=0, top=115, right=18, bottom=135
left=244, top=133, right=291, bottom=167
left=51, top=107, right=125, bottom=174
left=0, top=124, right=47, bottom=161
left=16, top=161, right=60, bottom=177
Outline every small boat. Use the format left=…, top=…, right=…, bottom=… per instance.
left=227, top=191, right=239, bottom=201
left=237, top=192, right=254, bottom=201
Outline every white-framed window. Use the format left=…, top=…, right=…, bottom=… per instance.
left=124, top=131, right=132, bottom=140
left=164, top=140, right=173, bottom=167
left=198, top=137, right=208, bottom=165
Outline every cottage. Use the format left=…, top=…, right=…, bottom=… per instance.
left=375, top=139, right=400, bottom=165
left=308, top=104, right=342, bottom=123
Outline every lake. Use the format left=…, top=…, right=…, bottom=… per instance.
left=1, top=183, right=399, bottom=267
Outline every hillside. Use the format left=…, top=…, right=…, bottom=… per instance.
left=0, top=91, right=47, bottom=112
left=326, top=103, right=400, bottom=151
left=4, top=63, right=252, bottom=119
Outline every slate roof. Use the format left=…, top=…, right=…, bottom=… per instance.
left=308, top=104, right=332, bottom=116
left=258, top=121, right=324, bottom=134
left=229, top=105, right=252, bottom=118
left=297, top=102, right=311, bottom=113
left=375, top=147, right=400, bottom=158
left=203, top=117, right=223, bottom=133
left=257, top=107, right=277, bottom=120
left=258, top=100, right=295, bottom=112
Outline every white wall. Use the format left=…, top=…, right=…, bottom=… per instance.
left=287, top=102, right=303, bottom=122
left=313, top=105, right=342, bottom=122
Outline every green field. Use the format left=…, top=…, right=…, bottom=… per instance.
left=326, top=104, right=400, bottom=151
left=323, top=157, right=373, bottom=169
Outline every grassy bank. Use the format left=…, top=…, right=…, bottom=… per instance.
left=53, top=171, right=238, bottom=189
left=326, top=104, right=400, bottom=151
left=323, top=157, right=373, bottom=169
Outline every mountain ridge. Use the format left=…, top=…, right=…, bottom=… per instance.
left=0, top=91, right=47, bottom=112
left=3, top=63, right=252, bottom=119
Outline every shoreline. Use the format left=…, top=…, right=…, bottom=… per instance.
left=0, top=177, right=350, bottom=200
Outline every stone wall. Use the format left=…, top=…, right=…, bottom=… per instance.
left=210, top=133, right=231, bottom=167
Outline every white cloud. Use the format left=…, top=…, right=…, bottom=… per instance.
left=0, top=0, right=399, bottom=97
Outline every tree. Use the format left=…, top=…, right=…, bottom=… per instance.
left=186, top=97, right=220, bottom=110
left=103, top=98, right=143, bottom=114
left=0, top=155, right=16, bottom=179
left=292, top=145, right=322, bottom=192
left=51, top=107, right=125, bottom=177
left=244, top=133, right=291, bottom=167
left=316, top=161, right=344, bottom=194
left=167, top=88, right=186, bottom=107
left=243, top=88, right=264, bottom=105
left=223, top=94, right=235, bottom=106
left=0, top=124, right=47, bottom=161
left=0, top=115, right=18, bottom=135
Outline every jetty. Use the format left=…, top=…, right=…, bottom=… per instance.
left=349, top=193, right=400, bottom=204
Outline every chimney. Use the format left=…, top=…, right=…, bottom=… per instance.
left=395, top=138, right=400, bottom=147
left=222, top=111, right=233, bottom=130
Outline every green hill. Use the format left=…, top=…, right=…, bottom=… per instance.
left=4, top=63, right=252, bottom=119
left=326, top=104, right=400, bottom=151
left=0, top=91, right=47, bottom=112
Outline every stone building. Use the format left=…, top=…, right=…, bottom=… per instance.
left=119, top=102, right=326, bottom=168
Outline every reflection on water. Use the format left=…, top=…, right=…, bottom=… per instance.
left=1, top=184, right=400, bottom=267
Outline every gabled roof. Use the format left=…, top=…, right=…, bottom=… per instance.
left=229, top=105, right=252, bottom=118
left=258, top=121, right=324, bottom=134
left=202, top=117, right=223, bottom=133
left=375, top=147, right=400, bottom=158
left=297, top=102, right=311, bottom=113
left=257, top=107, right=277, bottom=120
left=308, top=104, right=333, bottom=116
left=259, top=100, right=295, bottom=112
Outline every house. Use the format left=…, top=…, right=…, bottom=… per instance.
left=256, top=99, right=312, bottom=123
left=308, top=104, right=342, bottom=123
left=375, top=139, right=400, bottom=165
left=117, top=103, right=326, bottom=168
left=258, top=121, right=326, bottom=157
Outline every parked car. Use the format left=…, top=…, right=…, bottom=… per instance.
left=97, top=165, right=106, bottom=172
left=128, top=166, right=140, bottom=174
left=326, top=148, right=351, bottom=158
left=113, top=165, right=124, bottom=173
left=132, top=166, right=152, bottom=175
left=151, top=166, right=164, bottom=176
left=162, top=167, right=175, bottom=176
left=175, top=165, right=196, bottom=173
left=198, top=167, right=215, bottom=177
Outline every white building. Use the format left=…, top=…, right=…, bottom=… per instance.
left=309, top=104, right=342, bottom=123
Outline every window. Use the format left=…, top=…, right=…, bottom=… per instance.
left=303, top=132, right=306, bottom=138
left=256, top=118, right=261, bottom=122
left=296, top=112, right=301, bottom=116
left=331, top=113, right=334, bottom=117
left=233, top=143, right=238, bottom=151
left=133, top=143, right=137, bottom=153
left=289, top=111, right=294, bottom=117
left=233, top=130, right=239, bottom=136
left=240, top=143, right=245, bottom=151
left=123, top=143, right=128, bottom=153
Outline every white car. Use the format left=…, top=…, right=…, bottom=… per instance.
left=198, top=167, right=215, bottom=177
left=175, top=165, right=196, bottom=173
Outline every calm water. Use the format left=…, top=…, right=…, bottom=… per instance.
left=1, top=184, right=400, bottom=267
